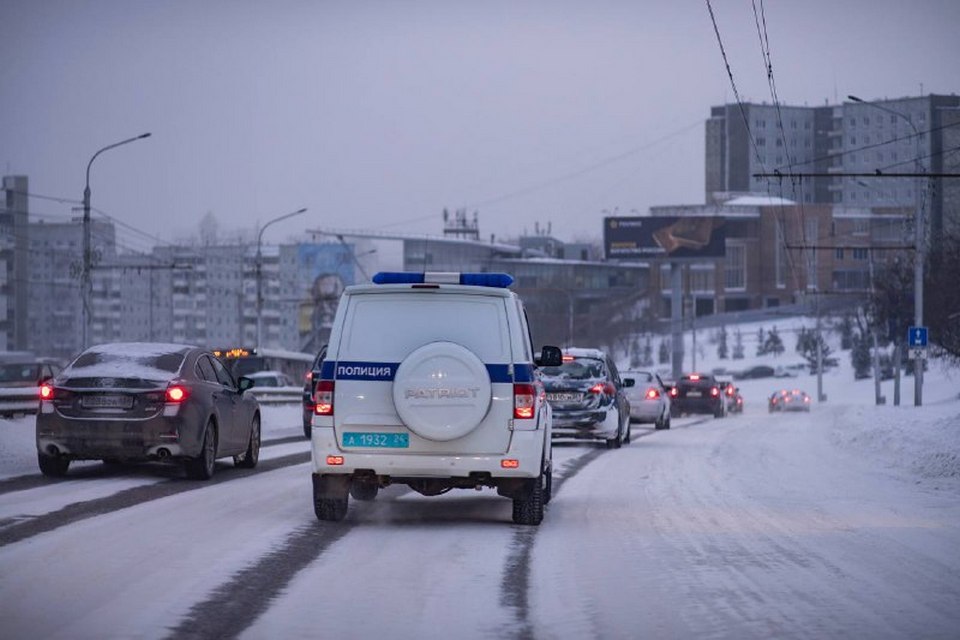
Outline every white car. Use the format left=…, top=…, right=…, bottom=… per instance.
left=309, top=271, right=561, bottom=525
left=245, top=370, right=295, bottom=387
left=621, top=369, right=671, bottom=430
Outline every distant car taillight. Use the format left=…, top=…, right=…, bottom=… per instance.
left=669, top=387, right=678, bottom=398
left=165, top=385, right=189, bottom=403
left=725, top=386, right=735, bottom=396
left=645, top=388, right=660, bottom=400
left=39, top=383, right=54, bottom=400
left=314, top=380, right=334, bottom=416
left=710, top=386, right=720, bottom=397
left=514, top=383, right=536, bottom=420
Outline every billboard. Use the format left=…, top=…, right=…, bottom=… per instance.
left=604, top=216, right=726, bottom=260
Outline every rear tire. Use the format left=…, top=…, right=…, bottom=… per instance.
left=186, top=419, right=217, bottom=480
left=350, top=480, right=379, bottom=501
left=38, top=453, right=70, bottom=477
left=235, top=415, right=260, bottom=469
left=314, top=474, right=350, bottom=521
left=512, top=473, right=545, bottom=525
left=623, top=422, right=632, bottom=445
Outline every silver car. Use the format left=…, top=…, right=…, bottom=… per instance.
left=36, top=343, right=261, bottom=480
left=621, top=370, right=672, bottom=430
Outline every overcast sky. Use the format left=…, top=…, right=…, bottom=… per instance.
left=2, top=0, right=958, bottom=253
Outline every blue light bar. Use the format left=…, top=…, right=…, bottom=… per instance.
left=372, top=272, right=425, bottom=284
left=372, top=272, right=514, bottom=288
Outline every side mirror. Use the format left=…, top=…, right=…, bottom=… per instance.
left=622, top=378, right=635, bottom=388
left=535, top=345, right=562, bottom=367
left=237, top=376, right=255, bottom=393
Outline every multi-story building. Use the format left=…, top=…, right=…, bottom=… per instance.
left=641, top=197, right=911, bottom=321
left=1, top=176, right=30, bottom=351
left=706, top=94, right=960, bottom=240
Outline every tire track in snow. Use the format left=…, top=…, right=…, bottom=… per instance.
left=0, top=450, right=310, bottom=547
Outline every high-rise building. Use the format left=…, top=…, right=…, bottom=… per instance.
left=1, top=176, right=30, bottom=351
left=706, top=94, right=960, bottom=239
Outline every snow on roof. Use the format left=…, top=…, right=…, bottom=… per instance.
left=723, top=195, right=796, bottom=207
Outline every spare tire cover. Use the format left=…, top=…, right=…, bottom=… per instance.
left=392, top=341, right=493, bottom=441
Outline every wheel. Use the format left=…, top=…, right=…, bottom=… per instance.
left=185, top=419, right=217, bottom=480
left=655, top=410, right=668, bottom=430
left=350, top=480, right=379, bottom=501
left=314, top=474, right=350, bottom=521
left=234, top=415, right=260, bottom=469
left=303, top=421, right=312, bottom=440
left=606, top=426, right=622, bottom=449
left=512, top=473, right=545, bottom=526
left=663, top=414, right=671, bottom=429
left=38, top=453, right=70, bottom=477
left=623, top=422, right=632, bottom=445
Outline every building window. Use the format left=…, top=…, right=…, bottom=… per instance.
left=836, top=248, right=844, bottom=260
left=689, top=265, right=714, bottom=293
left=853, top=248, right=869, bottom=260
left=724, top=244, right=746, bottom=291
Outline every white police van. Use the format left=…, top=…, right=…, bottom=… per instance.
left=310, top=271, right=562, bottom=525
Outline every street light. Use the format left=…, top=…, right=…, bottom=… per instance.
left=848, top=95, right=924, bottom=405
left=81, top=132, right=152, bottom=349
left=256, top=207, right=308, bottom=349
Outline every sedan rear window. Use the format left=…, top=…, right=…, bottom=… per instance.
left=540, top=357, right=606, bottom=381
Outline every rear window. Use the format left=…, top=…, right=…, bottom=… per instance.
left=340, top=293, right=511, bottom=362
left=540, top=357, right=606, bottom=381
left=0, top=363, right=40, bottom=384
left=65, top=345, right=188, bottom=381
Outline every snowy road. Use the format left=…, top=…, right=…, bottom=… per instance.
left=1, top=401, right=958, bottom=639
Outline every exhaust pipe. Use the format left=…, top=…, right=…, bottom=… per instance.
left=46, top=445, right=61, bottom=457
left=156, top=448, right=171, bottom=460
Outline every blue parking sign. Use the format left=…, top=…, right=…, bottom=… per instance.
left=907, top=326, right=928, bottom=347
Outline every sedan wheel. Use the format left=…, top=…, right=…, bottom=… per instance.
left=235, top=415, right=260, bottom=469
left=186, top=419, right=217, bottom=480
left=38, top=453, right=70, bottom=477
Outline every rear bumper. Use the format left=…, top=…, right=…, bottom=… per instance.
left=36, top=409, right=202, bottom=461
left=672, top=398, right=721, bottom=414
left=550, top=407, right=617, bottom=439
left=311, top=426, right=544, bottom=479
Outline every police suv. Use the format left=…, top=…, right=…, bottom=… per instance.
left=309, top=272, right=561, bottom=525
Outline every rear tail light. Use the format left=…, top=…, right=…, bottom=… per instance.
left=39, top=383, right=54, bottom=400
left=669, top=387, right=678, bottom=398
left=645, top=388, right=660, bottom=400
left=314, top=380, right=334, bottom=416
left=689, top=374, right=701, bottom=381
left=514, top=383, right=535, bottom=420
left=710, top=387, right=720, bottom=397
left=589, top=382, right=617, bottom=396
left=165, top=385, right=189, bottom=403
left=725, top=386, right=735, bottom=396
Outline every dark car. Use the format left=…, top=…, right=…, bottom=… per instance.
left=540, top=347, right=632, bottom=448
left=36, top=342, right=261, bottom=479
left=0, top=357, right=61, bottom=418
left=769, top=388, right=811, bottom=413
left=733, top=365, right=775, bottom=380
left=302, top=345, right=327, bottom=439
left=669, top=373, right=725, bottom=418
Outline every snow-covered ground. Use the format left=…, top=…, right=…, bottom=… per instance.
left=1, top=318, right=958, bottom=638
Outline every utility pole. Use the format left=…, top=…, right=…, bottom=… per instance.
left=80, top=133, right=151, bottom=349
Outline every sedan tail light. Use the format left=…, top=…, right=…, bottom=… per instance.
left=710, top=387, right=720, bottom=397
left=513, top=383, right=535, bottom=420
left=645, top=388, right=660, bottom=400
left=314, top=380, right=334, bottom=416
left=165, top=384, right=189, bottom=403
left=39, top=383, right=54, bottom=400
left=669, top=387, right=678, bottom=398
left=589, top=382, right=617, bottom=396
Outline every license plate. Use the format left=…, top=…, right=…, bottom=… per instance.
left=686, top=391, right=702, bottom=397
left=342, top=432, right=409, bottom=448
left=82, top=394, right=134, bottom=409
left=547, top=392, right=582, bottom=402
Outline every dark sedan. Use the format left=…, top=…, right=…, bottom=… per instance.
left=36, top=343, right=261, bottom=480
left=669, top=373, right=725, bottom=418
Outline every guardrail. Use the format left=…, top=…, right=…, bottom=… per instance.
left=248, top=387, right=304, bottom=405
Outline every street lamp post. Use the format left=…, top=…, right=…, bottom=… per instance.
left=256, top=207, right=308, bottom=349
left=81, top=133, right=152, bottom=350
left=848, top=95, right=924, bottom=405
